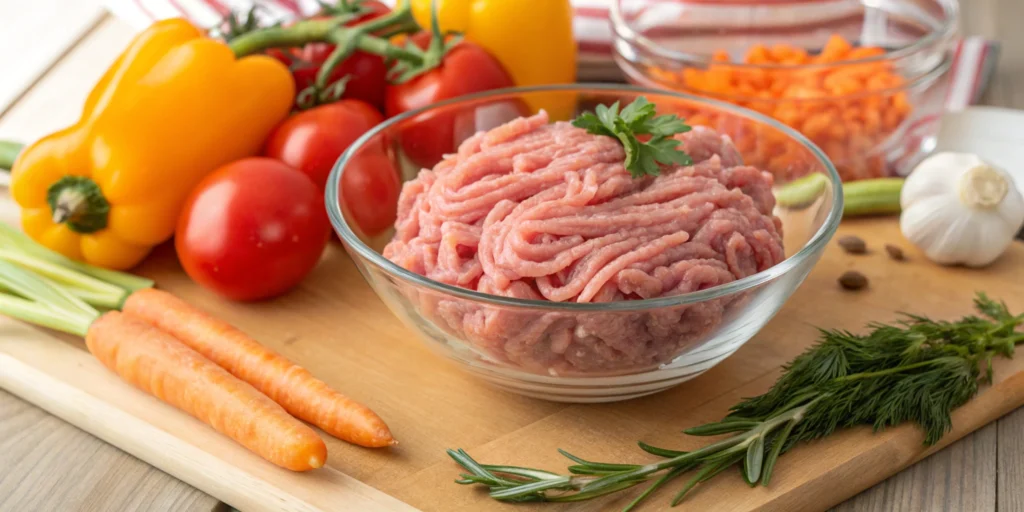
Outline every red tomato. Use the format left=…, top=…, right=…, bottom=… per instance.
left=263, top=100, right=384, bottom=190
left=176, top=158, right=330, bottom=301
left=271, top=1, right=391, bottom=110
left=290, top=48, right=388, bottom=110
left=339, top=149, right=401, bottom=237
left=384, top=33, right=516, bottom=168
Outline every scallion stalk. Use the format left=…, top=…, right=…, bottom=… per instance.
left=0, top=293, right=91, bottom=336
left=0, top=248, right=127, bottom=305
left=0, top=223, right=153, bottom=292
left=0, top=258, right=99, bottom=336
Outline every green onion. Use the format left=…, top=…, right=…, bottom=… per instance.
left=0, top=258, right=98, bottom=336
left=0, top=293, right=91, bottom=336
left=0, top=223, right=153, bottom=292
left=0, top=248, right=127, bottom=307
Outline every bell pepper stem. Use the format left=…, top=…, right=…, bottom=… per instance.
left=46, top=176, right=110, bottom=233
left=0, top=140, right=23, bottom=171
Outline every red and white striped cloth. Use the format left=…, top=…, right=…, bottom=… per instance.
left=103, top=0, right=997, bottom=108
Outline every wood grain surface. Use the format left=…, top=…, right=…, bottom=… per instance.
left=0, top=1, right=1023, bottom=511
left=3, top=218, right=1024, bottom=512
left=0, top=390, right=220, bottom=512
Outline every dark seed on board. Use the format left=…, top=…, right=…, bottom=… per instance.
left=839, top=271, right=868, bottom=291
left=885, top=244, right=905, bottom=261
left=837, top=235, right=867, bottom=254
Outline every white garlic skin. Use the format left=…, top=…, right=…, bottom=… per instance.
left=900, top=152, right=1024, bottom=267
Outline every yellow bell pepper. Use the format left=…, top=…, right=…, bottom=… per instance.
left=9, top=19, right=294, bottom=270
left=408, top=0, right=577, bottom=120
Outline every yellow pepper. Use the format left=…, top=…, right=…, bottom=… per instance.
left=9, top=19, right=294, bottom=270
left=408, top=0, right=577, bottom=120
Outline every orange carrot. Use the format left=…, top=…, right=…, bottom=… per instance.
left=86, top=311, right=328, bottom=471
left=123, top=288, right=394, bottom=448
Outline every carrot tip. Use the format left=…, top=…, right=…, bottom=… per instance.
left=309, top=455, right=324, bottom=469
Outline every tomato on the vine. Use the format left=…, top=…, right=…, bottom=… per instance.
left=263, top=99, right=384, bottom=190
left=176, top=158, right=330, bottom=301
left=385, top=32, right=517, bottom=169
left=339, top=148, right=401, bottom=238
left=263, top=100, right=399, bottom=238
left=270, top=1, right=391, bottom=110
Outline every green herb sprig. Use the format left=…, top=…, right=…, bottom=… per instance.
left=449, top=293, right=1024, bottom=510
left=572, top=97, right=693, bottom=178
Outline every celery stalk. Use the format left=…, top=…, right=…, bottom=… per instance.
left=0, top=248, right=127, bottom=301
left=775, top=173, right=827, bottom=209
left=68, top=287, right=128, bottom=310
left=842, top=178, right=904, bottom=216
left=0, top=223, right=153, bottom=292
left=0, top=293, right=91, bottom=337
left=775, top=175, right=904, bottom=218
left=0, top=259, right=98, bottom=321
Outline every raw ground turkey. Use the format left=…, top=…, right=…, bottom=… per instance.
left=384, top=112, right=784, bottom=375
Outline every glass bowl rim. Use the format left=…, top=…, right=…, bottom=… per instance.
left=610, top=0, right=960, bottom=72
left=325, top=83, right=843, bottom=312
left=614, top=50, right=958, bottom=103
left=618, top=54, right=953, bottom=103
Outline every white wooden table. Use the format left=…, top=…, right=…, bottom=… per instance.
left=1, top=1, right=1022, bottom=511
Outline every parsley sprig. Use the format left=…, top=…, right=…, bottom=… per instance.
left=571, top=97, right=693, bottom=178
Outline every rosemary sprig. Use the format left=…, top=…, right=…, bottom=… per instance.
left=571, top=97, right=692, bottom=178
left=449, top=293, right=1024, bottom=510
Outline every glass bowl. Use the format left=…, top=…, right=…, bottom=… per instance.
left=326, top=85, right=842, bottom=403
left=612, top=0, right=958, bottom=183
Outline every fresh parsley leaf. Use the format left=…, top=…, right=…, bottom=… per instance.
left=571, top=111, right=609, bottom=137
left=596, top=101, right=621, bottom=133
left=571, top=96, right=692, bottom=178
left=646, top=113, right=692, bottom=138
left=647, top=138, right=694, bottom=166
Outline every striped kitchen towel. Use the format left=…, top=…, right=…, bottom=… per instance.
left=103, top=0, right=998, bottom=106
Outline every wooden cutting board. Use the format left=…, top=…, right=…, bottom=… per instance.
left=2, top=218, right=1023, bottom=512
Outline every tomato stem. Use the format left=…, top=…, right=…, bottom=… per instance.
left=228, top=4, right=423, bottom=66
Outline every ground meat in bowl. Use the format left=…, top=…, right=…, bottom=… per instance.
left=383, top=112, right=784, bottom=375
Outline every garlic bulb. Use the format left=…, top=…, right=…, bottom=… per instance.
left=900, top=152, right=1024, bottom=267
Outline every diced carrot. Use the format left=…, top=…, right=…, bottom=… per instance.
left=819, top=34, right=852, bottom=62
left=892, top=92, right=912, bottom=113
left=863, top=109, right=882, bottom=134
left=681, top=68, right=703, bottom=86
left=86, top=311, right=328, bottom=471
left=823, top=73, right=860, bottom=95
left=801, top=112, right=833, bottom=141
left=654, top=33, right=911, bottom=181
left=770, top=44, right=806, bottom=61
left=883, top=109, right=903, bottom=130
left=704, top=67, right=732, bottom=91
left=123, top=288, right=395, bottom=448
left=866, top=73, right=901, bottom=90
left=746, top=44, right=771, bottom=63
left=847, top=46, right=886, bottom=59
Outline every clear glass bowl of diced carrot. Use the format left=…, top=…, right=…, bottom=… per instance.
left=611, top=0, right=958, bottom=182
